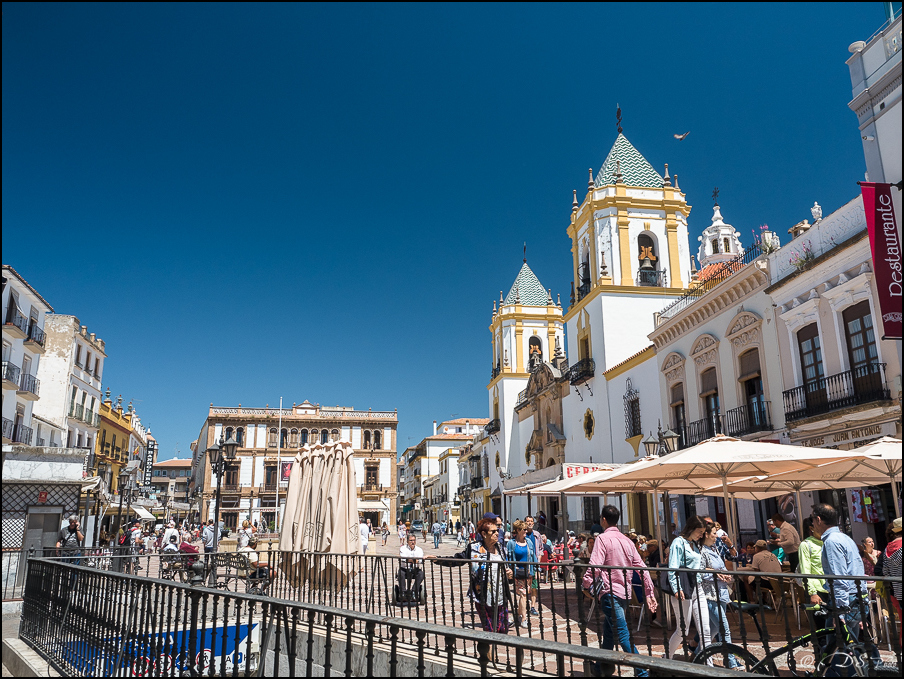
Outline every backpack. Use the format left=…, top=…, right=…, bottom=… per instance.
left=119, top=532, right=128, bottom=546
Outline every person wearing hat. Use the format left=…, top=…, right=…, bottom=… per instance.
left=238, top=535, right=275, bottom=583
left=737, top=539, right=782, bottom=601
left=885, top=517, right=902, bottom=559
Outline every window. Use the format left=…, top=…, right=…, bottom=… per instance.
left=86, top=352, right=92, bottom=373
left=75, top=344, right=82, bottom=366
left=739, top=349, right=766, bottom=427
left=225, top=427, right=233, bottom=440
left=723, top=237, right=731, bottom=254
left=711, top=238, right=719, bottom=254
left=268, top=428, right=278, bottom=447
left=289, top=428, right=298, bottom=447
left=365, top=465, right=378, bottom=487
left=224, top=465, right=239, bottom=486
left=579, top=337, right=590, bottom=361
left=364, top=430, right=371, bottom=449
left=222, top=512, right=238, bottom=532
left=320, top=429, right=328, bottom=444
left=374, top=430, right=382, bottom=449
left=670, top=383, right=686, bottom=447
left=623, top=380, right=641, bottom=438
left=797, top=323, right=825, bottom=387
left=842, top=301, right=877, bottom=371
left=300, top=429, right=308, bottom=445
left=236, top=427, right=244, bottom=446
left=264, top=466, right=277, bottom=487
left=700, top=368, right=720, bottom=437
left=280, top=428, right=288, bottom=448
left=582, top=496, right=600, bottom=530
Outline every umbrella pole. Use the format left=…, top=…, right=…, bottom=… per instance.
left=794, top=486, right=806, bottom=536
left=652, top=488, right=662, bottom=547
left=721, top=476, right=734, bottom=540
left=890, top=472, right=901, bottom=518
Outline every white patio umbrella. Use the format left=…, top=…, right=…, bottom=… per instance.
left=594, top=436, right=850, bottom=540
left=751, top=436, right=902, bottom=518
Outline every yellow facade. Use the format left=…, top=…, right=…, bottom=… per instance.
left=94, top=396, right=138, bottom=493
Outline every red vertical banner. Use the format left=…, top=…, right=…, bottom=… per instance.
left=861, top=182, right=903, bottom=339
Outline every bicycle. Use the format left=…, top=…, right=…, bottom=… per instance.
left=693, top=603, right=899, bottom=676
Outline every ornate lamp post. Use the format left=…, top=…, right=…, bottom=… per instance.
left=93, top=461, right=108, bottom=548
left=160, top=490, right=171, bottom=525
left=114, top=468, right=130, bottom=543
left=207, top=435, right=239, bottom=553
left=642, top=422, right=680, bottom=458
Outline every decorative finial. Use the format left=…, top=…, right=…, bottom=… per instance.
left=523, top=242, right=527, bottom=263
left=492, top=300, right=497, bottom=314
left=105, top=387, right=111, bottom=401
left=691, top=254, right=698, bottom=274
left=600, top=251, right=608, bottom=276
left=500, top=290, right=504, bottom=303
left=588, top=168, right=594, bottom=192
left=712, top=187, right=720, bottom=206
left=673, top=174, right=679, bottom=191
left=572, top=189, right=578, bottom=212
left=557, top=293, right=561, bottom=307
left=127, top=401, right=134, bottom=413
left=547, top=288, right=553, bottom=304
left=614, top=160, right=623, bottom=183
left=116, top=394, right=123, bottom=409
left=616, top=104, right=623, bottom=135
left=663, top=163, right=671, bottom=187
left=811, top=202, right=823, bottom=221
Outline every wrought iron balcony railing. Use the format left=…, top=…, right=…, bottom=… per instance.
left=25, top=324, right=46, bottom=347
left=576, top=263, right=591, bottom=301
left=724, top=402, right=772, bottom=437
left=491, top=365, right=500, bottom=379
left=18, top=372, right=40, bottom=397
left=485, top=419, right=500, bottom=435
left=221, top=484, right=241, bottom=493
left=636, top=269, right=667, bottom=287
left=73, top=404, right=85, bottom=422
left=568, top=358, right=595, bottom=385
left=685, top=414, right=723, bottom=448
left=2, top=418, right=13, bottom=440
left=12, top=423, right=33, bottom=445
left=783, top=362, right=889, bottom=422
left=4, top=305, right=29, bottom=335
left=2, top=361, right=21, bottom=385
left=363, top=483, right=382, bottom=492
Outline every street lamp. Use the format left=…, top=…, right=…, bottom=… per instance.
left=93, top=461, right=108, bottom=548
left=643, top=421, right=681, bottom=457
left=160, top=490, right=171, bottom=524
left=208, top=435, right=239, bottom=553
left=115, top=468, right=130, bottom=544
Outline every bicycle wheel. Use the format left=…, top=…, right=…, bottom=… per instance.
left=693, top=643, right=771, bottom=674
left=785, top=628, right=834, bottom=677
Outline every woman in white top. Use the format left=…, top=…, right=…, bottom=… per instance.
left=668, top=516, right=712, bottom=664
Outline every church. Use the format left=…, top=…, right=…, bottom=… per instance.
left=481, top=128, right=714, bottom=535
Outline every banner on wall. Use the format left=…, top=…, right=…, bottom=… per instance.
left=280, top=461, right=292, bottom=481
left=861, top=182, right=902, bottom=339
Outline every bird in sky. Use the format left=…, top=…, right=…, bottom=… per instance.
left=673, top=131, right=690, bottom=140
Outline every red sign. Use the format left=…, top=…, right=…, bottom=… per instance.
left=564, top=463, right=610, bottom=479
left=862, top=182, right=903, bottom=339
left=38, top=491, right=48, bottom=503
left=280, top=461, right=292, bottom=481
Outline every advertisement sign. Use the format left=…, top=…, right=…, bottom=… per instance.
left=144, top=439, right=157, bottom=486
left=38, top=491, right=48, bottom=503
left=861, top=182, right=903, bottom=339
left=280, top=461, right=292, bottom=481
left=563, top=463, right=610, bottom=479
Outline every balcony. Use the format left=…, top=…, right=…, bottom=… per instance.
left=2, top=418, right=12, bottom=442
left=491, top=365, right=500, bottom=379
left=471, top=477, right=483, bottom=489
left=516, top=389, right=528, bottom=407
left=569, top=358, right=595, bottom=385
left=636, top=269, right=667, bottom=287
left=71, top=403, right=85, bottom=423
left=576, top=263, right=591, bottom=301
left=12, top=423, right=34, bottom=445
left=2, top=362, right=21, bottom=390
left=783, top=362, right=890, bottom=423
left=24, top=324, right=46, bottom=353
left=4, top=306, right=28, bottom=339
left=17, top=373, right=40, bottom=401
left=724, top=402, right=772, bottom=437
left=222, top=484, right=242, bottom=494
left=363, top=483, right=383, bottom=492
left=485, top=419, right=500, bottom=435
left=259, top=482, right=288, bottom=493
left=683, top=414, right=723, bottom=448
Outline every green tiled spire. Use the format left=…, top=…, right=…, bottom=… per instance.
left=594, top=134, right=664, bottom=189
left=504, top=262, right=550, bottom=307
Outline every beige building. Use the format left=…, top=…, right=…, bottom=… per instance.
left=191, top=401, right=398, bottom=532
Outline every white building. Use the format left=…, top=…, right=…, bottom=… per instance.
left=2, top=265, right=53, bottom=446
left=33, top=315, right=106, bottom=452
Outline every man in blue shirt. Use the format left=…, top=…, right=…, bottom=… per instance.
left=811, top=502, right=878, bottom=674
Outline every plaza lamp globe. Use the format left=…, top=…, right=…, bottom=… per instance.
left=642, top=433, right=660, bottom=457
left=661, top=428, right=680, bottom=454
left=221, top=435, right=239, bottom=462
left=206, top=440, right=221, bottom=467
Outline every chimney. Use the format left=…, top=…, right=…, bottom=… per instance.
left=466, top=419, right=470, bottom=432
left=433, top=420, right=437, bottom=435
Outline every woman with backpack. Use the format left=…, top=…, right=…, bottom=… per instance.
left=469, top=517, right=513, bottom=633
left=667, top=516, right=712, bottom=664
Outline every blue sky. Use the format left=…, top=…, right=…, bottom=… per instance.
left=2, top=3, right=884, bottom=460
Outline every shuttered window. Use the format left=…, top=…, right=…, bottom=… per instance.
left=670, top=383, right=684, bottom=406
left=738, top=349, right=761, bottom=380
left=700, top=368, right=718, bottom=396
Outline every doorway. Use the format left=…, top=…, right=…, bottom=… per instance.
left=18, top=505, right=63, bottom=586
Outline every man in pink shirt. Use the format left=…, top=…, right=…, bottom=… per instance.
left=583, top=505, right=657, bottom=677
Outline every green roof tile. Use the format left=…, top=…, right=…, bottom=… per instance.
left=504, top=262, right=551, bottom=307
left=594, top=134, right=664, bottom=189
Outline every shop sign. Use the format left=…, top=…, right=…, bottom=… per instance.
left=798, top=422, right=895, bottom=448
left=38, top=491, right=48, bottom=503
left=563, top=463, right=610, bottom=479
left=861, top=181, right=903, bottom=339
left=144, top=439, right=157, bottom=486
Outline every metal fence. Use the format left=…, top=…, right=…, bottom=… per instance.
left=13, top=547, right=903, bottom=676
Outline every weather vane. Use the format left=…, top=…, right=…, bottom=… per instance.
left=523, top=242, right=527, bottom=263
left=616, top=104, right=623, bottom=135
left=712, top=187, right=720, bottom=206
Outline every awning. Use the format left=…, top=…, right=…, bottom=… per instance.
left=357, top=499, right=389, bottom=511
left=133, top=506, right=156, bottom=521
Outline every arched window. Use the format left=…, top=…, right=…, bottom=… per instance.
left=363, top=430, right=371, bottom=449
left=269, top=427, right=278, bottom=448
left=225, top=427, right=233, bottom=440
left=236, top=427, right=244, bottom=446
left=699, top=368, right=720, bottom=439
left=738, top=349, right=767, bottom=430
left=711, top=238, right=719, bottom=254
left=374, top=430, right=382, bottom=449
left=289, top=428, right=298, bottom=447
left=528, top=335, right=543, bottom=371
left=300, top=429, right=308, bottom=445
left=320, top=429, right=328, bottom=444
left=723, top=237, right=731, bottom=254
left=670, top=384, right=686, bottom=448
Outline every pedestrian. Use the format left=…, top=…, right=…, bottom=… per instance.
left=506, top=519, right=537, bottom=628
left=537, top=510, right=547, bottom=527
left=797, top=516, right=828, bottom=613
left=456, top=524, right=464, bottom=547
left=770, top=512, right=801, bottom=571
left=398, top=520, right=407, bottom=546
left=431, top=519, right=442, bottom=549
left=667, top=515, right=712, bottom=664
left=422, top=522, right=428, bottom=543
left=57, top=515, right=84, bottom=567
left=467, top=519, right=475, bottom=542
left=583, top=505, right=658, bottom=677
left=237, top=520, right=253, bottom=549
left=523, top=515, right=543, bottom=616
left=455, top=519, right=461, bottom=535
left=699, top=523, right=740, bottom=668
left=698, top=515, right=737, bottom=564
left=811, top=502, right=879, bottom=674
left=202, top=519, right=216, bottom=554
left=494, top=515, right=505, bottom=549
left=359, top=518, right=371, bottom=571
left=381, top=522, right=389, bottom=546
left=162, top=521, right=180, bottom=550
left=737, top=540, right=782, bottom=602
left=860, top=536, right=879, bottom=576
left=238, top=536, right=276, bottom=583
left=468, top=517, right=512, bottom=633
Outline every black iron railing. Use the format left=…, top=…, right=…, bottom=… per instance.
left=637, top=269, right=667, bottom=287
left=685, top=413, right=722, bottom=447
left=12, top=423, right=33, bottom=445
left=783, top=362, right=889, bottom=422
left=363, top=483, right=382, bottom=492
left=569, top=358, right=595, bottom=385
left=2, top=417, right=13, bottom=440
left=16, top=551, right=902, bottom=676
left=2, top=361, right=21, bottom=385
left=221, top=483, right=241, bottom=493
left=724, top=402, right=772, bottom=437
left=17, top=372, right=40, bottom=397
left=576, top=263, right=591, bottom=300
left=4, top=305, right=28, bottom=334
left=491, top=365, right=501, bottom=379
left=470, top=477, right=482, bottom=489
left=485, top=418, right=500, bottom=435
left=25, top=323, right=46, bottom=347
left=657, top=242, right=762, bottom=325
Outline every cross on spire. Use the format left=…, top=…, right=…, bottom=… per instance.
left=712, top=187, right=720, bottom=206
left=523, top=242, right=527, bottom=263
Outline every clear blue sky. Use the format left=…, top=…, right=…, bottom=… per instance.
left=2, top=3, right=884, bottom=460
